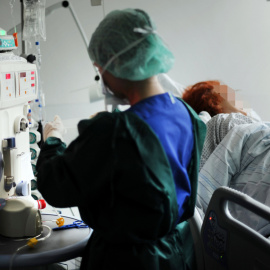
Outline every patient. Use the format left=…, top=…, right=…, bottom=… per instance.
left=182, top=80, right=258, bottom=169
left=184, top=82, right=270, bottom=237
left=182, top=80, right=247, bottom=118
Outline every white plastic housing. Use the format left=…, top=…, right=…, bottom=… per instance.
left=0, top=59, right=38, bottom=199
left=0, top=197, right=42, bottom=237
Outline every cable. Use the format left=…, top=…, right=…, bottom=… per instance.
left=53, top=207, right=62, bottom=218
left=53, top=207, right=65, bottom=227
left=9, top=225, right=52, bottom=270
left=9, top=244, right=28, bottom=270
left=12, top=232, right=42, bottom=242
left=42, top=208, right=65, bottom=228
left=35, top=224, right=52, bottom=242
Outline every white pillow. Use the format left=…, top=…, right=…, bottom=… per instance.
left=198, top=111, right=211, bottom=124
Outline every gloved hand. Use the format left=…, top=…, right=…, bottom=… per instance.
left=90, top=112, right=98, bottom=119
left=43, top=115, right=66, bottom=142
left=89, top=111, right=105, bottom=119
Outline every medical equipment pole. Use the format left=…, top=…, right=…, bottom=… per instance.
left=63, top=1, right=90, bottom=56
left=20, top=0, right=27, bottom=56
left=9, top=1, right=91, bottom=58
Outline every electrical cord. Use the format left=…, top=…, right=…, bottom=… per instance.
left=9, top=225, right=52, bottom=270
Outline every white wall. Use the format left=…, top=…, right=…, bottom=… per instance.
left=1, top=0, right=270, bottom=143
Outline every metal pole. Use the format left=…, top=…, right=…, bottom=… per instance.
left=67, top=2, right=89, bottom=53
left=20, top=0, right=27, bottom=56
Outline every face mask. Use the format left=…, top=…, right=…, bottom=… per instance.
left=99, top=75, right=130, bottom=110
left=100, top=75, right=114, bottom=96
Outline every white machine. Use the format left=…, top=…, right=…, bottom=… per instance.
left=0, top=29, right=43, bottom=238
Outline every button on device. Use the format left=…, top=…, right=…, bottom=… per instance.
left=16, top=181, right=29, bottom=196
left=3, top=137, right=16, bottom=149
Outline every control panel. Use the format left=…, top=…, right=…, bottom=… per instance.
left=202, top=210, right=228, bottom=267
left=0, top=36, right=16, bottom=51
left=0, top=61, right=37, bottom=108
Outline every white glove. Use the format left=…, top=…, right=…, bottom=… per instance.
left=43, top=115, right=66, bottom=142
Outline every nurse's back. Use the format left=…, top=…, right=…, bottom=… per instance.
left=128, top=92, right=194, bottom=222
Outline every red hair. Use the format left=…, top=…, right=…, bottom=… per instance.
left=182, top=81, right=223, bottom=117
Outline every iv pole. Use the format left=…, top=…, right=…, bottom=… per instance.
left=8, top=0, right=104, bottom=103
left=8, top=1, right=98, bottom=58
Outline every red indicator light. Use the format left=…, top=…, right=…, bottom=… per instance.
left=6, top=74, right=11, bottom=80
left=31, top=71, right=35, bottom=75
left=31, top=83, right=35, bottom=87
left=209, top=217, right=212, bottom=220
left=31, top=77, right=35, bottom=80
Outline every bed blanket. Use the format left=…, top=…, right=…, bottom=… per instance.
left=197, top=121, right=270, bottom=236
left=200, top=113, right=254, bottom=170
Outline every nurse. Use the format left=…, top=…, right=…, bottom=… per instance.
left=37, top=9, right=206, bottom=270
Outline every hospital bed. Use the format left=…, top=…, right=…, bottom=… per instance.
left=189, top=186, right=270, bottom=270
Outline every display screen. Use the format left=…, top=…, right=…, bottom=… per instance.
left=20, top=72, right=26, bottom=78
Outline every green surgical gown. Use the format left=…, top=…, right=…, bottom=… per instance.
left=36, top=102, right=205, bottom=270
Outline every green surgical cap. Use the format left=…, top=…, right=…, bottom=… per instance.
left=88, top=9, right=175, bottom=81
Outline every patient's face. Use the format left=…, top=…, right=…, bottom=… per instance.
left=213, top=85, right=246, bottom=115
left=213, top=85, right=236, bottom=106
